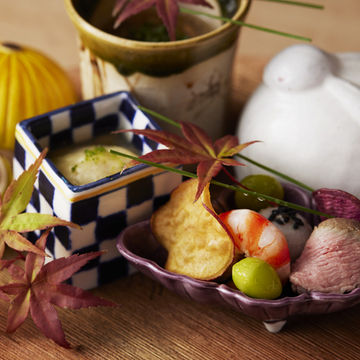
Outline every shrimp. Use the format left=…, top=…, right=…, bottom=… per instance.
left=219, top=209, right=291, bottom=285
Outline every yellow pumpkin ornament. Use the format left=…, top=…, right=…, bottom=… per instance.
left=0, top=42, right=78, bottom=150
left=0, top=153, right=12, bottom=195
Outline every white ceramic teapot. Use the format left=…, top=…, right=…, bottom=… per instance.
left=236, top=44, right=360, bottom=198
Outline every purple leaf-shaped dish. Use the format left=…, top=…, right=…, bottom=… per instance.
left=116, top=184, right=360, bottom=333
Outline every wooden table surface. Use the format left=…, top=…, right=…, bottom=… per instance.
left=1, top=1, right=360, bottom=359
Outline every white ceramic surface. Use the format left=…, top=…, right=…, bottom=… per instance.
left=236, top=44, right=360, bottom=198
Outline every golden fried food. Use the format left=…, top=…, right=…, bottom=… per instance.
left=151, top=179, right=234, bottom=280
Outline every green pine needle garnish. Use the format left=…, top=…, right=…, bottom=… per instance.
left=178, top=0, right=324, bottom=42
left=138, top=106, right=180, bottom=128
left=179, top=7, right=312, bottom=42
left=236, top=154, right=315, bottom=192
left=110, top=149, right=330, bottom=218
left=137, top=105, right=315, bottom=194
left=255, top=0, right=324, bottom=10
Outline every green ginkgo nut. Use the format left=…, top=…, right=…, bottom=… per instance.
left=232, top=257, right=282, bottom=299
left=235, top=174, right=284, bottom=211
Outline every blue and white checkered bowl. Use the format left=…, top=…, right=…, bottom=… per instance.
left=14, top=91, right=182, bottom=290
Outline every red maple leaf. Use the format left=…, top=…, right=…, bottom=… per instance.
left=0, top=228, right=118, bottom=348
left=112, top=0, right=213, bottom=41
left=116, top=121, right=257, bottom=202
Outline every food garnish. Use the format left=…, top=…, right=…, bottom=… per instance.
left=0, top=149, right=118, bottom=348
left=265, top=206, right=306, bottom=229
left=0, top=229, right=118, bottom=349
left=0, top=150, right=79, bottom=260
left=112, top=0, right=213, bottom=42
left=236, top=154, right=360, bottom=221
left=112, top=0, right=321, bottom=42
left=116, top=120, right=257, bottom=202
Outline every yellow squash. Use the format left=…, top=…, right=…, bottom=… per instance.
left=0, top=42, right=78, bottom=150
left=0, top=153, right=11, bottom=195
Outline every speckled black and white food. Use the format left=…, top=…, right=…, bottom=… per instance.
left=260, top=206, right=312, bottom=263
left=290, top=218, right=360, bottom=294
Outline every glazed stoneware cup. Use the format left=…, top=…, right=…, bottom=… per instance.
left=64, top=0, right=251, bottom=140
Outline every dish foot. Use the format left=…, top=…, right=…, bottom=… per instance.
left=263, top=320, right=286, bottom=333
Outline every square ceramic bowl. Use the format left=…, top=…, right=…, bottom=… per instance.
left=13, top=91, right=182, bottom=290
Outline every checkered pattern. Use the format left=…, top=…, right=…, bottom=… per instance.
left=14, top=91, right=182, bottom=290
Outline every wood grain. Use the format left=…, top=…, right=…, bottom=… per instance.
left=1, top=262, right=360, bottom=359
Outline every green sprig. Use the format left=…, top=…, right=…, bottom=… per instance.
left=137, top=105, right=316, bottom=193
left=255, top=0, right=324, bottom=9
left=138, top=106, right=180, bottom=128
left=236, top=154, right=315, bottom=192
left=110, top=149, right=331, bottom=218
left=178, top=0, right=324, bottom=42
left=179, top=7, right=312, bottom=42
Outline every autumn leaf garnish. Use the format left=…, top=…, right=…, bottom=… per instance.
left=116, top=121, right=257, bottom=202
left=112, top=0, right=213, bottom=41
left=234, top=154, right=360, bottom=221
left=0, top=149, right=118, bottom=348
left=0, top=228, right=118, bottom=348
left=0, top=149, right=80, bottom=260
